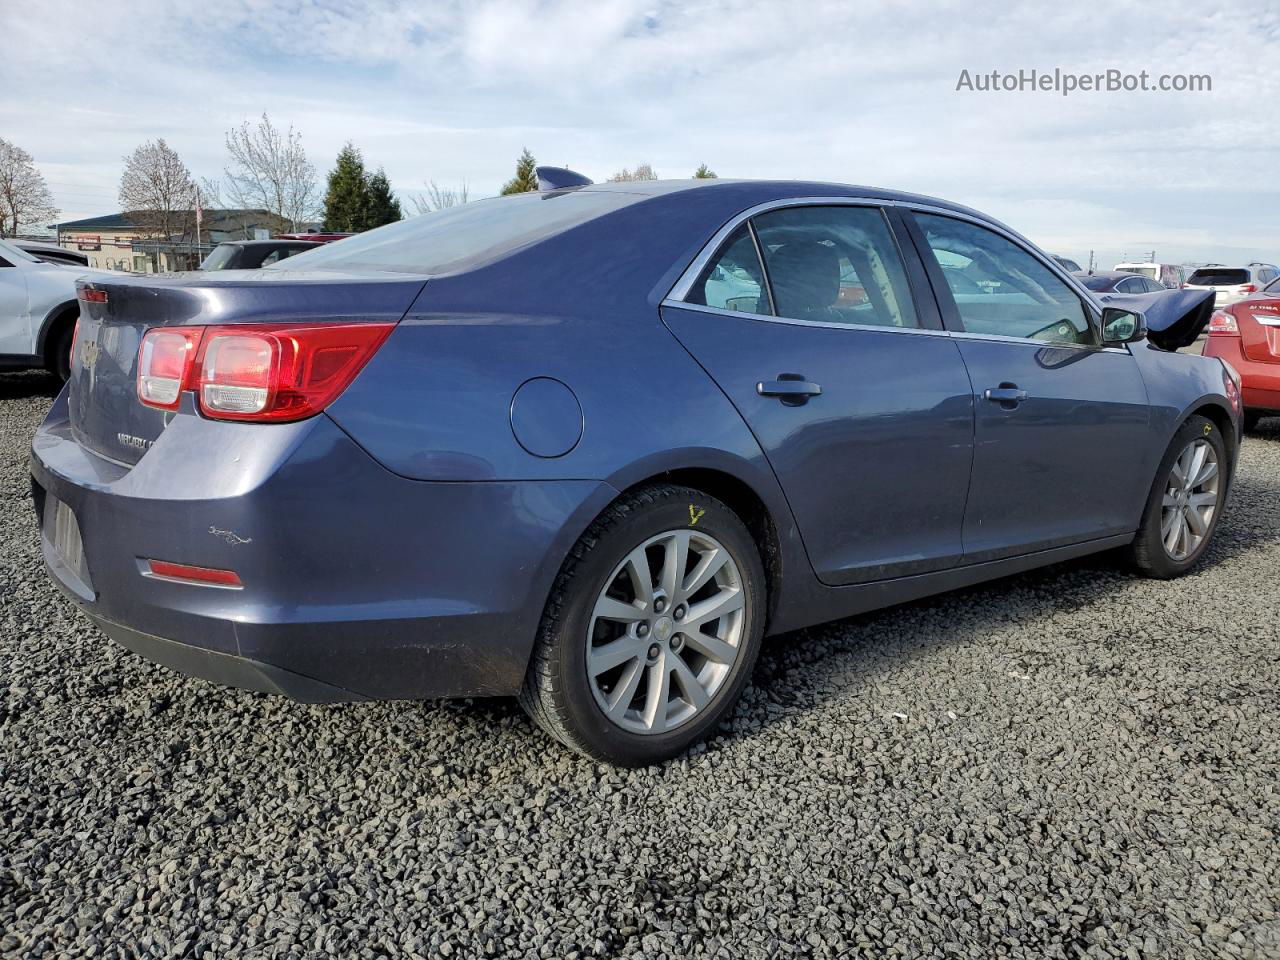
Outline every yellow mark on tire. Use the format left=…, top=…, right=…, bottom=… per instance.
left=689, top=504, right=706, bottom=526
left=1204, top=423, right=1213, bottom=435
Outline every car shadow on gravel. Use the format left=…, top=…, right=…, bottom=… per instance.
left=0, top=371, right=60, bottom=401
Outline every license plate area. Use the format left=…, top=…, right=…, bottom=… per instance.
left=43, top=495, right=93, bottom=595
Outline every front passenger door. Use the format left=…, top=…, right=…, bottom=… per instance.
left=908, top=212, right=1152, bottom=562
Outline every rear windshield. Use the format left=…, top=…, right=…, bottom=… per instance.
left=269, top=191, right=638, bottom=275
left=1188, top=268, right=1249, bottom=286
left=1078, top=274, right=1117, bottom=291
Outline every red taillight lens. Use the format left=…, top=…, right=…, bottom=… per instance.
left=146, top=559, right=242, bottom=588
left=1240, top=284, right=1257, bottom=294
left=136, top=322, right=393, bottom=421
left=1208, top=310, right=1239, bottom=335
left=137, top=328, right=204, bottom=410
left=195, top=323, right=394, bottom=422
left=78, top=288, right=108, bottom=303
left=70, top=317, right=80, bottom=369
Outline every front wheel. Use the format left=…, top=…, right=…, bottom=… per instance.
left=1127, top=415, right=1228, bottom=578
left=519, top=484, right=766, bottom=766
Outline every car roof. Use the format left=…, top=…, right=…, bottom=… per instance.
left=574, top=177, right=995, bottom=221
left=219, top=238, right=320, bottom=248
left=1083, top=271, right=1140, bottom=281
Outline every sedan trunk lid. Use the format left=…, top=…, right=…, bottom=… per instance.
left=68, top=269, right=426, bottom=467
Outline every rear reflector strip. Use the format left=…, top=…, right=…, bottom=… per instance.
left=144, top=559, right=243, bottom=588
left=78, top=288, right=108, bottom=303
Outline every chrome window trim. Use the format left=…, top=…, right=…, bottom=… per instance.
left=663, top=301, right=1129, bottom=352
left=666, top=194, right=1136, bottom=353
left=663, top=300, right=952, bottom=337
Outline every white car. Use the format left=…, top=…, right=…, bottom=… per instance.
left=0, top=237, right=107, bottom=381
left=1185, top=262, right=1280, bottom=307
left=1113, top=261, right=1187, bottom=289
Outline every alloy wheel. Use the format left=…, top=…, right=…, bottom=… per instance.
left=1160, top=437, right=1220, bottom=562
left=586, top=529, right=746, bottom=735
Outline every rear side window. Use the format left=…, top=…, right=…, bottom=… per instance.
left=1188, top=268, right=1249, bottom=286
left=914, top=213, right=1095, bottom=345
left=753, top=206, right=919, bottom=329
left=271, top=191, right=637, bottom=275
left=687, top=225, right=772, bottom=315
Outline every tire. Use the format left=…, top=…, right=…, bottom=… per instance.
left=46, top=315, right=75, bottom=382
left=1127, top=415, right=1228, bottom=579
left=519, top=483, right=767, bottom=766
left=1243, top=411, right=1262, bottom=433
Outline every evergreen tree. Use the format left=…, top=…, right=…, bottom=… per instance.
left=365, top=168, right=402, bottom=227
left=693, top=164, right=718, bottom=179
left=500, top=148, right=539, bottom=195
left=323, top=143, right=368, bottom=231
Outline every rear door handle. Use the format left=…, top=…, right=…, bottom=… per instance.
left=757, top=375, right=822, bottom=406
left=984, top=383, right=1028, bottom=407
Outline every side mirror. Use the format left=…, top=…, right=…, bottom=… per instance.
left=1102, top=307, right=1147, bottom=344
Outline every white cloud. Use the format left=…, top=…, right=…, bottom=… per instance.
left=1, top=0, right=1277, bottom=264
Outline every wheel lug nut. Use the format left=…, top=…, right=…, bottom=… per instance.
left=671, top=635, right=683, bottom=651
left=654, top=598, right=665, bottom=613
left=637, top=624, right=649, bottom=637
left=673, top=605, right=685, bottom=620
left=647, top=644, right=660, bottom=659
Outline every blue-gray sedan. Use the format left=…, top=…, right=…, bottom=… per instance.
left=30, top=171, right=1241, bottom=764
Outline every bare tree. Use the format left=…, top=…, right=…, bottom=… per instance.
left=0, top=139, right=59, bottom=237
left=409, top=180, right=470, bottom=215
left=608, top=163, right=658, bottom=182
left=221, top=114, right=318, bottom=231
left=118, top=139, right=195, bottom=239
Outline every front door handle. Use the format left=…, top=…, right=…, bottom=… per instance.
left=984, top=383, right=1028, bottom=408
left=757, top=374, right=823, bottom=406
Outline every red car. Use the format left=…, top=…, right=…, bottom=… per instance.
left=1203, top=275, right=1280, bottom=430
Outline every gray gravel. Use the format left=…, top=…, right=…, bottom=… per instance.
left=3, top=369, right=1279, bottom=960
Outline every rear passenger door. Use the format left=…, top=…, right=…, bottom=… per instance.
left=662, top=203, right=975, bottom=585
left=905, top=210, right=1151, bottom=562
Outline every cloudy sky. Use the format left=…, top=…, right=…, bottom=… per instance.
left=2, top=0, right=1277, bottom=267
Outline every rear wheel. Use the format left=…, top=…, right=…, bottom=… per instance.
left=1128, top=415, right=1227, bottom=578
left=45, top=313, right=76, bottom=382
left=519, top=484, right=766, bottom=765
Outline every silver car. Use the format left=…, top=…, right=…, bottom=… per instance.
left=1185, top=262, right=1280, bottom=307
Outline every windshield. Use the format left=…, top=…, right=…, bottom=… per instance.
left=0, top=238, right=43, bottom=264
left=270, top=190, right=639, bottom=275
left=199, top=243, right=240, bottom=271
left=1188, top=268, right=1249, bottom=286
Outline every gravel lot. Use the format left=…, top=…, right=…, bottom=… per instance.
left=2, top=370, right=1279, bottom=960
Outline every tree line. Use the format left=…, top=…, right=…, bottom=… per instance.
left=0, top=123, right=719, bottom=240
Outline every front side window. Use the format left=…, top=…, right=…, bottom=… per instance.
left=752, top=206, right=918, bottom=328
left=914, top=213, right=1094, bottom=345
left=687, top=225, right=771, bottom=315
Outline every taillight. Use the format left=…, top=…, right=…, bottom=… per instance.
left=137, top=322, right=393, bottom=421
left=1208, top=310, right=1239, bottom=335
left=137, top=328, right=204, bottom=410
left=196, top=323, right=394, bottom=422
left=1240, top=284, right=1257, bottom=294
left=78, top=288, right=108, bottom=304
left=70, top=317, right=80, bottom=369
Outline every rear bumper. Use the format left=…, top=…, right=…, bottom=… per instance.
left=30, top=390, right=615, bottom=701
left=1203, top=336, right=1280, bottom=413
